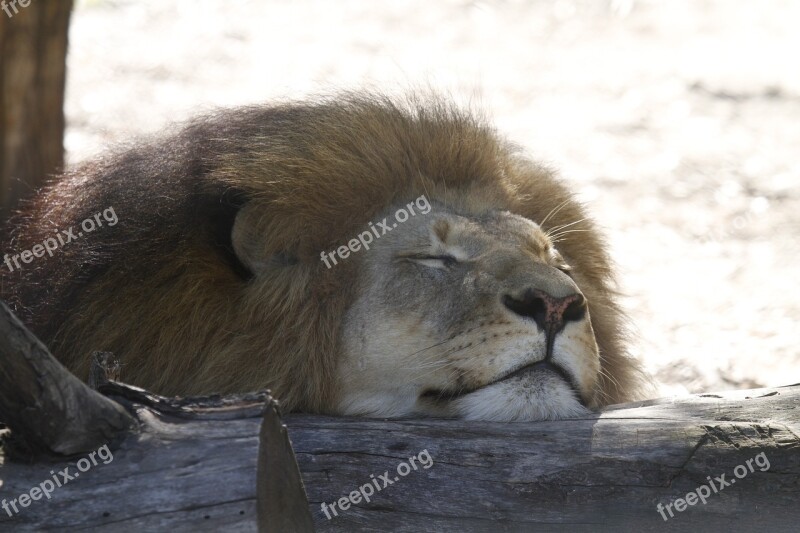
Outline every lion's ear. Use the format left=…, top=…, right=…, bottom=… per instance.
left=231, top=202, right=269, bottom=274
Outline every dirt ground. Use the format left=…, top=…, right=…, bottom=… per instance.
left=65, top=0, right=800, bottom=397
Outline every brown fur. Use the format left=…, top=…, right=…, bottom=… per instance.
left=0, top=92, right=645, bottom=412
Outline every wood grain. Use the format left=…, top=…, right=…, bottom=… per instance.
left=1, top=382, right=797, bottom=531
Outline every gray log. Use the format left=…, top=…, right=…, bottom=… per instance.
left=1, top=297, right=797, bottom=531
left=1, top=381, right=798, bottom=532
left=0, top=301, right=313, bottom=530
left=0, top=301, right=134, bottom=456
left=257, top=396, right=315, bottom=533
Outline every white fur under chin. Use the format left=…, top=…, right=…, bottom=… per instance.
left=337, top=371, right=591, bottom=421
left=453, top=372, right=590, bottom=422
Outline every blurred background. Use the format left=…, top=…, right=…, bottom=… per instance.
left=3, top=0, right=799, bottom=396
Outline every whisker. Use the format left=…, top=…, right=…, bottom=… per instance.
left=401, top=353, right=461, bottom=374
left=539, top=198, right=572, bottom=228
left=405, top=340, right=491, bottom=383
left=401, top=336, right=459, bottom=359
left=545, top=217, right=588, bottom=238
left=550, top=229, right=592, bottom=242
left=597, top=365, right=622, bottom=395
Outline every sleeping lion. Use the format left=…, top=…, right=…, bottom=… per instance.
left=1, top=92, right=647, bottom=421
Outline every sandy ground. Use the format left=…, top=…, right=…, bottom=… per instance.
left=65, top=0, right=800, bottom=396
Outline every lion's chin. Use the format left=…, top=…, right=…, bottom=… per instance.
left=448, top=371, right=591, bottom=422
left=339, top=369, right=592, bottom=421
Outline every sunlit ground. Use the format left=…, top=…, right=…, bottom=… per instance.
left=66, top=0, right=800, bottom=397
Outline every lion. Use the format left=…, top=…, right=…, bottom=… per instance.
left=0, top=92, right=647, bottom=421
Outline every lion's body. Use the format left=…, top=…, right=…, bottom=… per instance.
left=1, top=93, right=645, bottom=418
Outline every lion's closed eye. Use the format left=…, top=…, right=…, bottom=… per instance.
left=402, top=254, right=459, bottom=269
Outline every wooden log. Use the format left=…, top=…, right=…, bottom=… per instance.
left=1, top=295, right=797, bottom=530
left=0, top=301, right=310, bottom=530
left=1, top=381, right=798, bottom=531
left=0, top=301, right=134, bottom=456
left=257, top=396, right=315, bottom=533
left=87, top=351, right=123, bottom=390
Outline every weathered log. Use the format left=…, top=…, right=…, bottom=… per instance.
left=0, top=301, right=134, bottom=456
left=1, top=381, right=798, bottom=532
left=87, top=351, right=123, bottom=391
left=1, top=298, right=798, bottom=531
left=0, top=302, right=312, bottom=531
left=257, top=396, right=315, bottom=533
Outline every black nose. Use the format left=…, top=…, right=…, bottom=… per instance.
left=502, top=289, right=586, bottom=334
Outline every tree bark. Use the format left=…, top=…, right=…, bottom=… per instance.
left=257, top=395, right=316, bottom=533
left=0, top=299, right=798, bottom=531
left=1, top=379, right=798, bottom=531
left=0, top=0, right=73, bottom=220
left=0, top=301, right=134, bottom=457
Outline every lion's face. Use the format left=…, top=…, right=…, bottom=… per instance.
left=337, top=203, right=601, bottom=421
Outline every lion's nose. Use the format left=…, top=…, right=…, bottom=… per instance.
left=502, top=289, right=586, bottom=334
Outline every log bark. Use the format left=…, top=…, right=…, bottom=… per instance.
left=1, top=297, right=798, bottom=531
left=1, top=380, right=798, bottom=532
left=0, top=0, right=73, bottom=219
left=0, top=301, right=134, bottom=456
left=257, top=396, right=315, bottom=533
left=0, top=301, right=313, bottom=530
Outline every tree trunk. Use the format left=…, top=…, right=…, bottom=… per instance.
left=0, top=0, right=73, bottom=220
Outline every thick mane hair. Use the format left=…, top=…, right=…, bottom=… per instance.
left=0, top=92, right=643, bottom=412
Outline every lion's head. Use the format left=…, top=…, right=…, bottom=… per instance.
left=337, top=205, right=604, bottom=421
left=3, top=92, right=646, bottom=421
